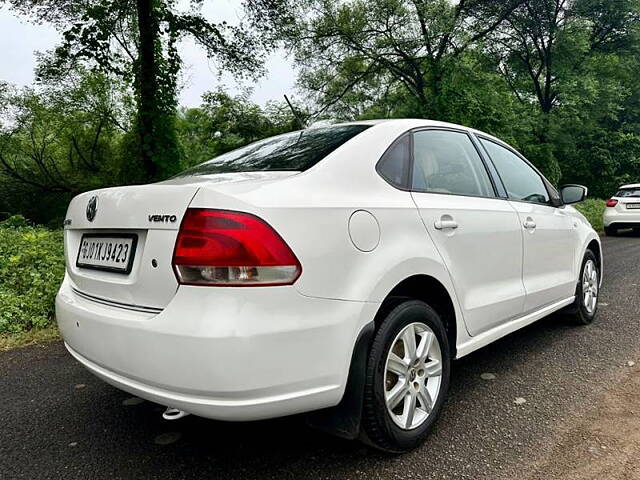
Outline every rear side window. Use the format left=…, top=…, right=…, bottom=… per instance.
left=616, top=188, right=640, bottom=197
left=175, top=125, right=371, bottom=177
left=376, top=135, right=411, bottom=189
left=480, top=139, right=550, bottom=205
left=412, top=130, right=494, bottom=197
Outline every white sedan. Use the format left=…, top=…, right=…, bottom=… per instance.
left=56, top=119, right=601, bottom=452
left=603, top=183, right=640, bottom=235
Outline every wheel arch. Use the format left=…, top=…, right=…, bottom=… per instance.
left=373, top=274, right=458, bottom=359
left=586, top=238, right=601, bottom=266
left=306, top=273, right=460, bottom=440
left=583, top=235, right=603, bottom=286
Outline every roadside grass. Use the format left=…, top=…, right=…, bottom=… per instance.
left=0, top=215, right=65, bottom=349
left=575, top=198, right=605, bottom=233
left=0, top=325, right=60, bottom=352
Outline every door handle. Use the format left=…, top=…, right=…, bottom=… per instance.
left=434, top=219, right=458, bottom=230
left=523, top=218, right=536, bottom=230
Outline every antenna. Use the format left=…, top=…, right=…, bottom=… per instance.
left=284, top=94, right=305, bottom=129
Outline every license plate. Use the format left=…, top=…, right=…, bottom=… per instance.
left=76, top=234, right=138, bottom=274
left=626, top=203, right=640, bottom=209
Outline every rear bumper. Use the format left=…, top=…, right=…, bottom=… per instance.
left=603, top=209, right=640, bottom=228
left=56, top=276, right=378, bottom=421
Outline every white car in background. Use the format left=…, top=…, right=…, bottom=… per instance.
left=603, top=183, right=640, bottom=235
left=56, top=119, right=601, bottom=452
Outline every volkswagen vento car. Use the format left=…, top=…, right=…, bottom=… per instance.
left=56, top=119, right=602, bottom=452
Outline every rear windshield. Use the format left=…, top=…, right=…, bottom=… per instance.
left=616, top=188, right=640, bottom=197
left=175, top=125, right=371, bottom=177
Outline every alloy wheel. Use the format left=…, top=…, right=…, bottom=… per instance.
left=383, top=322, right=443, bottom=430
left=582, top=259, right=598, bottom=314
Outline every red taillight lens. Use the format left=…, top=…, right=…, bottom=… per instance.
left=172, top=209, right=301, bottom=286
left=606, top=199, right=618, bottom=207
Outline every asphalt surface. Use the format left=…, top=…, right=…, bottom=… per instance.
left=2, top=233, right=640, bottom=480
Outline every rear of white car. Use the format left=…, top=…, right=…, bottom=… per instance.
left=56, top=183, right=378, bottom=421
left=603, top=183, right=640, bottom=235
left=56, top=124, right=390, bottom=421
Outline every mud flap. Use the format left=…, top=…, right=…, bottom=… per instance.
left=305, top=322, right=375, bottom=440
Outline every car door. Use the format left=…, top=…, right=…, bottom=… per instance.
left=410, top=129, right=526, bottom=336
left=479, top=137, right=576, bottom=313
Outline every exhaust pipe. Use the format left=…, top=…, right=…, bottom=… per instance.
left=162, top=407, right=190, bottom=421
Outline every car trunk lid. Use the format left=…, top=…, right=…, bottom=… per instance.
left=64, top=184, right=200, bottom=311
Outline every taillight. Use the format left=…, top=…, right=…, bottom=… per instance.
left=606, top=199, right=618, bottom=207
left=172, top=209, right=301, bottom=286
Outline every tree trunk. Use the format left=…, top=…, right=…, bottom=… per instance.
left=136, top=0, right=158, bottom=180
left=424, top=62, right=443, bottom=119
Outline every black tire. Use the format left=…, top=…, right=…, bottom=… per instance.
left=569, top=250, right=600, bottom=325
left=361, top=300, right=450, bottom=453
left=604, top=226, right=617, bottom=236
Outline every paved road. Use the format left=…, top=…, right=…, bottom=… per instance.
left=2, top=234, right=640, bottom=480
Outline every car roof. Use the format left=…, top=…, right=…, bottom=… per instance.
left=327, top=118, right=503, bottom=143
left=331, top=118, right=471, bottom=129
left=619, top=183, right=640, bottom=189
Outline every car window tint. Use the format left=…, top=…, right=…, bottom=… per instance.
left=175, top=125, right=371, bottom=177
left=480, top=139, right=550, bottom=205
left=616, top=188, right=640, bottom=197
left=411, top=130, right=494, bottom=197
left=377, top=135, right=411, bottom=188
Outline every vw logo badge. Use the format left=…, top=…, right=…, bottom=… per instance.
left=86, top=196, right=98, bottom=222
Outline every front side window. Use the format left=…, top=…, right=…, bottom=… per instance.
left=175, top=125, right=371, bottom=177
left=480, top=139, right=550, bottom=205
left=412, top=130, right=494, bottom=197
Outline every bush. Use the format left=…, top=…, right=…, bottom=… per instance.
left=0, top=216, right=65, bottom=333
left=1, top=214, right=30, bottom=228
left=575, top=198, right=605, bottom=233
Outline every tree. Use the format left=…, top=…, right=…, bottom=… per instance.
left=176, top=89, right=301, bottom=168
left=489, top=0, right=640, bottom=183
left=0, top=70, right=131, bottom=223
left=281, top=0, right=523, bottom=119
left=2, top=0, right=288, bottom=180
left=493, top=0, right=639, bottom=116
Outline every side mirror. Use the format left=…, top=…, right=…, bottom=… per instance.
left=560, top=184, right=588, bottom=205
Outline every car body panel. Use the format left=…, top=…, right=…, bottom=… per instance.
left=412, top=192, right=525, bottom=336
left=508, top=201, right=577, bottom=312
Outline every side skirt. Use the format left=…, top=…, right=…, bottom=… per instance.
left=456, top=296, right=575, bottom=359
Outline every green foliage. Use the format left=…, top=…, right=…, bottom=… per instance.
left=0, top=325, right=59, bottom=351
left=521, top=142, right=562, bottom=186
left=0, top=70, right=131, bottom=224
left=176, top=90, right=301, bottom=168
left=575, top=198, right=606, bottom=233
left=283, top=0, right=521, bottom=119
left=0, top=216, right=65, bottom=334
left=0, top=215, right=29, bottom=228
